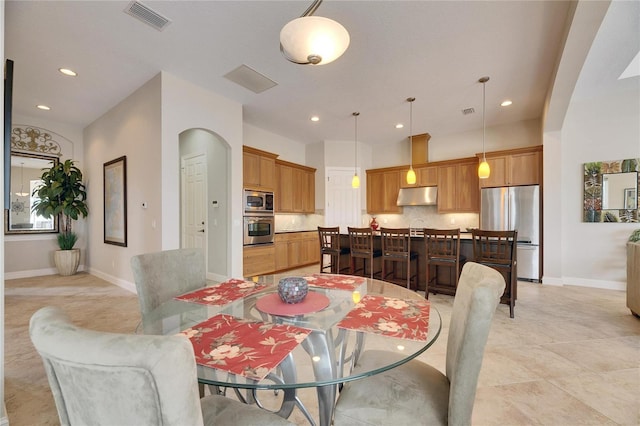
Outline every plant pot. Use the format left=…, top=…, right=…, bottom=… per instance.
left=54, top=249, right=81, bottom=276
left=627, top=242, right=640, bottom=317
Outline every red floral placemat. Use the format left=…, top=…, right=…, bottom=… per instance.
left=179, top=313, right=310, bottom=381
left=337, top=295, right=430, bottom=341
left=174, top=278, right=266, bottom=306
left=303, top=274, right=365, bottom=291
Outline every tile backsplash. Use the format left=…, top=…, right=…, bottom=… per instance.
left=275, top=206, right=478, bottom=233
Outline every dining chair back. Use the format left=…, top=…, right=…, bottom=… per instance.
left=471, top=229, right=517, bottom=318
left=318, top=226, right=350, bottom=274
left=380, top=227, right=419, bottom=290
left=130, top=248, right=205, bottom=319
left=333, top=262, right=505, bottom=426
left=424, top=228, right=464, bottom=297
left=29, top=306, right=293, bottom=426
left=348, top=227, right=382, bottom=279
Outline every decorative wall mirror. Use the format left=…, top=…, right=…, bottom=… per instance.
left=5, top=152, right=60, bottom=234
left=5, top=125, right=66, bottom=235
left=583, top=158, right=639, bottom=223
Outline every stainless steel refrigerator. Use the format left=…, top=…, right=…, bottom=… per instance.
left=480, top=185, right=540, bottom=281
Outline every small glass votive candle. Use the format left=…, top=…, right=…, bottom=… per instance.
left=352, top=290, right=361, bottom=304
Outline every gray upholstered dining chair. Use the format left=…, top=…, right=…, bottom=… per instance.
left=333, top=262, right=505, bottom=426
left=29, top=306, right=293, bottom=426
left=130, top=248, right=206, bottom=320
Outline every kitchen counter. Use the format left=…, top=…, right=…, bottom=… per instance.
left=275, top=229, right=316, bottom=234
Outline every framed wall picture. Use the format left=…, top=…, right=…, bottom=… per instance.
left=624, top=187, right=637, bottom=210
left=104, top=156, right=127, bottom=246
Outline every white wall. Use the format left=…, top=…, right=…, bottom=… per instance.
left=244, top=123, right=306, bottom=164
left=84, top=74, right=162, bottom=290
left=542, top=0, right=639, bottom=290
left=179, top=129, right=229, bottom=280
left=372, top=118, right=542, bottom=168
left=557, top=89, right=639, bottom=289
left=160, top=72, right=244, bottom=277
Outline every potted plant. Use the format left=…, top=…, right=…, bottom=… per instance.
left=32, top=159, right=88, bottom=276
left=627, top=229, right=640, bottom=317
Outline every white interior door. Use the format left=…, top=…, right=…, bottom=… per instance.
left=181, top=153, right=207, bottom=252
left=325, top=167, right=361, bottom=233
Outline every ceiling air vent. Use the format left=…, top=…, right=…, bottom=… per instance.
left=224, top=65, right=278, bottom=94
left=124, top=1, right=171, bottom=31
left=462, top=107, right=475, bottom=115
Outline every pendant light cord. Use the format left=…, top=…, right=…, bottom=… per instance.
left=353, top=112, right=359, bottom=175
left=408, top=97, right=415, bottom=169
left=479, top=76, right=489, bottom=162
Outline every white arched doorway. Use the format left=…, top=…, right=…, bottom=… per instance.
left=178, top=128, right=230, bottom=281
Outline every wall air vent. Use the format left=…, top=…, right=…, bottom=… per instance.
left=462, top=107, right=475, bottom=115
left=124, top=1, right=171, bottom=31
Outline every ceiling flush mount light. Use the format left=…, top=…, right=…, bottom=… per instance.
left=280, top=0, right=350, bottom=65
left=58, top=68, right=77, bottom=77
left=478, top=76, right=491, bottom=179
left=37, top=105, right=51, bottom=111
left=352, top=112, right=360, bottom=189
left=406, top=97, right=416, bottom=185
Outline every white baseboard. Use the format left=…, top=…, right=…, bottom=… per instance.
left=2, top=402, right=9, bottom=426
left=542, top=275, right=625, bottom=291
left=4, top=264, right=85, bottom=280
left=207, top=272, right=228, bottom=282
left=541, top=276, right=564, bottom=286
left=563, top=276, right=625, bottom=291
left=87, top=267, right=136, bottom=294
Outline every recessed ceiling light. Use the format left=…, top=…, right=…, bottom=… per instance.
left=59, top=68, right=77, bottom=77
left=395, top=123, right=404, bottom=129
left=310, top=116, right=320, bottom=122
left=36, top=105, right=51, bottom=111
left=501, top=100, right=513, bottom=107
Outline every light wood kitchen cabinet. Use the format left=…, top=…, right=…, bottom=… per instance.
left=243, top=146, right=277, bottom=191
left=243, top=244, right=275, bottom=277
left=367, top=169, right=403, bottom=214
left=275, top=160, right=316, bottom=213
left=478, top=146, right=542, bottom=188
left=274, top=231, right=319, bottom=272
left=437, top=158, right=479, bottom=213
left=400, top=165, right=438, bottom=188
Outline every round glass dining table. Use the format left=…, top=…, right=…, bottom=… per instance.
left=138, top=273, right=441, bottom=426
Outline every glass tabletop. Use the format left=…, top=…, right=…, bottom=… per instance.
left=138, top=273, right=441, bottom=390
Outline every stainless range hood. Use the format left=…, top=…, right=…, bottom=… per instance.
left=396, top=186, right=438, bottom=206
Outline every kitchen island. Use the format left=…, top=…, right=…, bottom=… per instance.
left=336, top=232, right=473, bottom=293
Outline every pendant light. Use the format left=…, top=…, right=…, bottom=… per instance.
left=280, top=0, right=350, bottom=66
left=478, top=76, right=491, bottom=179
left=351, top=112, right=360, bottom=189
left=16, top=162, right=29, bottom=197
left=406, top=97, right=416, bottom=185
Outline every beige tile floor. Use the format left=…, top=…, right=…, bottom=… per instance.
left=4, top=267, right=639, bottom=425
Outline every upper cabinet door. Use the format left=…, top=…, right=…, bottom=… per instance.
left=243, top=146, right=278, bottom=191
left=479, top=146, right=542, bottom=188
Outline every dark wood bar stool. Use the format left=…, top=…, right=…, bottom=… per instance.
left=380, top=227, right=419, bottom=290
left=424, top=228, right=465, bottom=298
left=471, top=229, right=518, bottom=318
left=347, top=227, right=382, bottom=279
left=318, top=226, right=350, bottom=274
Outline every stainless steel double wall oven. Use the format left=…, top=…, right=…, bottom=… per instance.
left=243, top=189, right=274, bottom=246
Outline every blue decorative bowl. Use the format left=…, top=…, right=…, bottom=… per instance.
left=278, top=277, right=308, bottom=304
